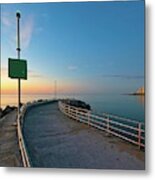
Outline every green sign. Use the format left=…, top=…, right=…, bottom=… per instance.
left=8, top=58, right=27, bottom=79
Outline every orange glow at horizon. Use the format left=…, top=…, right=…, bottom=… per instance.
left=1, top=67, right=95, bottom=95
left=1, top=74, right=89, bottom=95
left=1, top=79, right=54, bottom=95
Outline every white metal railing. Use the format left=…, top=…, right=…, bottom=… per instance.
left=17, top=106, right=31, bottom=167
left=58, top=101, right=145, bottom=149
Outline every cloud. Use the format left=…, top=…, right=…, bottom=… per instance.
left=1, top=16, right=12, bottom=26
left=21, top=16, right=34, bottom=49
left=28, top=70, right=44, bottom=78
left=1, top=11, right=34, bottom=50
left=101, top=74, right=144, bottom=79
left=68, top=65, right=78, bottom=71
left=1, top=12, right=13, bottom=27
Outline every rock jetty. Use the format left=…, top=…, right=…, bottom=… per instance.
left=0, top=106, right=17, bottom=119
left=61, top=99, right=91, bottom=111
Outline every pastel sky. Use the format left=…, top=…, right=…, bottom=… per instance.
left=1, top=1, right=144, bottom=95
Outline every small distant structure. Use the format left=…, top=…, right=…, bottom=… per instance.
left=132, top=87, right=145, bottom=95
left=54, top=80, right=57, bottom=100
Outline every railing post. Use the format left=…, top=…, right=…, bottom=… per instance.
left=138, top=123, right=142, bottom=149
left=76, top=109, right=78, bottom=121
left=106, top=114, right=110, bottom=134
left=88, top=111, right=90, bottom=126
left=63, top=103, right=65, bottom=113
left=68, top=105, right=70, bottom=116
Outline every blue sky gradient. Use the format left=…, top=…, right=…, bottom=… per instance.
left=1, top=1, right=144, bottom=94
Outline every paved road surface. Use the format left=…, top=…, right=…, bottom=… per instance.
left=23, top=102, right=145, bottom=169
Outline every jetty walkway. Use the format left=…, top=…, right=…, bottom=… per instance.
left=23, top=101, right=144, bottom=169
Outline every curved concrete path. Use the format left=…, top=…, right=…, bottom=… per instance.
left=23, top=102, right=144, bottom=169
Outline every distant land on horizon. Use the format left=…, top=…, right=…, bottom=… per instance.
left=129, top=87, right=145, bottom=96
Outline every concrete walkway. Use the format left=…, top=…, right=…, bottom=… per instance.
left=23, top=102, right=145, bottom=169
left=0, top=110, right=22, bottom=167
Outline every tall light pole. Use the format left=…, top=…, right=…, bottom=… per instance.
left=16, top=12, right=21, bottom=115
left=54, top=80, right=57, bottom=100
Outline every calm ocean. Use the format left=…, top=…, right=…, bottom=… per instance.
left=1, top=94, right=144, bottom=122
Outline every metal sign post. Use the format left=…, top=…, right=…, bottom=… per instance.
left=16, top=12, right=21, bottom=115
left=8, top=12, right=27, bottom=116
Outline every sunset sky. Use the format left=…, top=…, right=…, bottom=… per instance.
left=1, top=1, right=144, bottom=95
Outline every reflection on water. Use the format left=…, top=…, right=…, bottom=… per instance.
left=0, top=94, right=145, bottom=122
left=136, top=95, right=145, bottom=106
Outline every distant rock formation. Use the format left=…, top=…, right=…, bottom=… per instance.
left=132, top=87, right=145, bottom=95
left=136, top=87, right=144, bottom=94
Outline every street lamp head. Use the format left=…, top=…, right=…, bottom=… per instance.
left=16, top=11, right=21, bottom=18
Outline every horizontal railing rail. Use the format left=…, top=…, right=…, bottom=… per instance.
left=17, top=105, right=31, bottom=167
left=58, top=101, right=145, bottom=149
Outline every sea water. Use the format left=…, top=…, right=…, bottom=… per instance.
left=0, top=93, right=144, bottom=122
